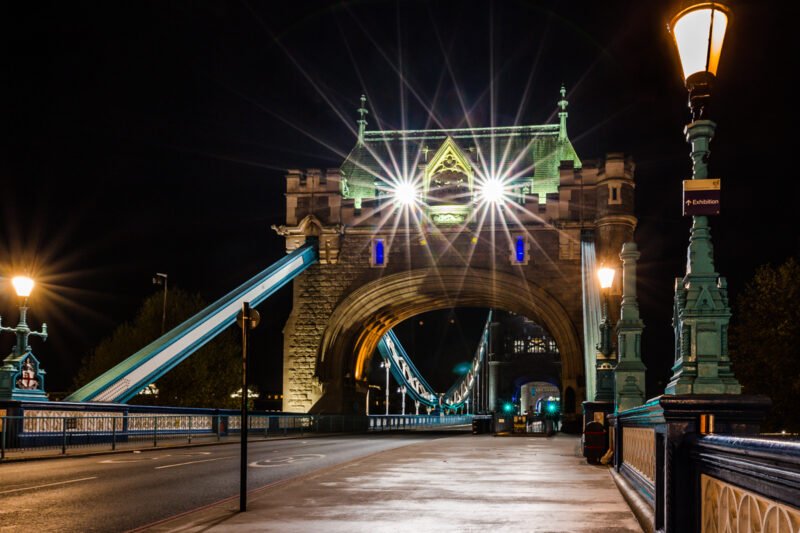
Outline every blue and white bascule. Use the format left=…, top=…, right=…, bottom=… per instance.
left=66, top=242, right=319, bottom=404
left=376, top=311, right=491, bottom=412
left=67, top=236, right=488, bottom=409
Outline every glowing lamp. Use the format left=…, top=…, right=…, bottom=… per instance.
left=597, top=267, right=615, bottom=290
left=392, top=181, right=417, bottom=206
left=12, top=276, right=35, bottom=298
left=669, top=2, right=730, bottom=118
left=479, top=177, right=505, bottom=204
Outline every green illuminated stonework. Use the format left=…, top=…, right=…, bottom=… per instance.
left=339, top=88, right=581, bottom=215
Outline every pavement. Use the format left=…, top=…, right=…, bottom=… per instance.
left=142, top=433, right=642, bottom=533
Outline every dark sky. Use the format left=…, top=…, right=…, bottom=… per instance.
left=3, top=1, right=796, bottom=398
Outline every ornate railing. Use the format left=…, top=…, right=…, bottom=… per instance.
left=609, top=395, right=800, bottom=533
left=621, top=427, right=656, bottom=485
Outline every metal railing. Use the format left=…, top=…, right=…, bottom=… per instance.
left=367, top=415, right=471, bottom=431
left=0, top=413, right=472, bottom=460
left=608, top=395, right=798, bottom=532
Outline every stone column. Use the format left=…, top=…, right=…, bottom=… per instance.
left=488, top=361, right=500, bottom=412
left=614, top=242, right=647, bottom=412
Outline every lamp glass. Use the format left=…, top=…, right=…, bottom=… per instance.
left=11, top=276, right=35, bottom=297
left=672, top=5, right=729, bottom=80
left=597, top=267, right=615, bottom=289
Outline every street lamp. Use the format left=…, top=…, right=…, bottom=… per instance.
left=152, top=272, right=168, bottom=335
left=665, top=0, right=740, bottom=395
left=397, top=385, right=407, bottom=416
left=379, top=360, right=390, bottom=415
left=669, top=2, right=730, bottom=120
left=0, top=276, right=49, bottom=401
left=595, top=266, right=616, bottom=402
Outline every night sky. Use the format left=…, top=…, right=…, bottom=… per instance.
left=3, top=1, right=796, bottom=399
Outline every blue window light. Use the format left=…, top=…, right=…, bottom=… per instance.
left=374, top=239, right=385, bottom=266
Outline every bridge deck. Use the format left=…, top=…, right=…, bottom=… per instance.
left=147, top=433, right=641, bottom=532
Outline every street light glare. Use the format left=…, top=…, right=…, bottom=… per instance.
left=671, top=4, right=729, bottom=80
left=392, top=181, right=417, bottom=206
left=11, top=276, right=35, bottom=297
left=479, top=177, right=505, bottom=204
left=597, top=267, right=615, bottom=289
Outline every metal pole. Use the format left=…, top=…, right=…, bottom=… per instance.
left=161, top=275, right=168, bottom=335
left=384, top=364, right=390, bottom=415
left=240, top=301, right=249, bottom=513
left=366, top=387, right=370, bottom=416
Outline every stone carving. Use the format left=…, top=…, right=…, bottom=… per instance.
left=701, top=474, right=800, bottom=533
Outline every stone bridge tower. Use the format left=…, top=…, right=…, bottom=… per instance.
left=274, top=88, right=636, bottom=420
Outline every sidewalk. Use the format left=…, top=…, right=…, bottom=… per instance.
left=143, top=433, right=642, bottom=532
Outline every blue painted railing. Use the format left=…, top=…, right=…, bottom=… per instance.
left=376, top=311, right=491, bottom=410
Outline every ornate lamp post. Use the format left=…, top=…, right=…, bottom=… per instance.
left=595, top=266, right=616, bottom=402
left=665, top=1, right=740, bottom=394
left=0, top=276, right=49, bottom=401
left=397, top=385, right=407, bottom=416
left=379, top=360, right=390, bottom=415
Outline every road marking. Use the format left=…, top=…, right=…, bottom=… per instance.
left=0, top=476, right=98, bottom=495
left=249, top=454, right=325, bottom=468
left=101, top=451, right=211, bottom=464
left=155, top=456, right=233, bottom=470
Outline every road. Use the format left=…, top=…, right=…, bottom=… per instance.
left=0, top=434, right=444, bottom=532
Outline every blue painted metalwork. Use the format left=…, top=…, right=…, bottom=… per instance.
left=0, top=300, right=49, bottom=402
left=66, top=242, right=319, bottom=404
left=376, top=311, right=491, bottom=410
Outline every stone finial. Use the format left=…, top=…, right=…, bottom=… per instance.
left=357, top=94, right=369, bottom=145
left=558, top=83, right=569, bottom=141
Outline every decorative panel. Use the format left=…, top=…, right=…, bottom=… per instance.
left=622, top=426, right=655, bottom=484
left=701, top=474, right=800, bottom=533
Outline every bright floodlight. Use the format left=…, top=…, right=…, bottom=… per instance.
left=12, top=276, right=35, bottom=297
left=392, top=181, right=417, bottom=206
left=479, top=177, right=505, bottom=204
left=597, top=267, right=616, bottom=289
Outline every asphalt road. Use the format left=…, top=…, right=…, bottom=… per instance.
left=0, top=434, right=443, bottom=532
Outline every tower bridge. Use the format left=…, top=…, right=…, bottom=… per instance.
left=273, top=89, right=636, bottom=417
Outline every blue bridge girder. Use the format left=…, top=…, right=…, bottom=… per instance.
left=66, top=242, right=319, bottom=404
left=376, top=311, right=491, bottom=410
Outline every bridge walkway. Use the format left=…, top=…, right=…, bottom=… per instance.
left=145, top=433, right=641, bottom=532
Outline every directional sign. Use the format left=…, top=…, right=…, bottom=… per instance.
left=683, top=178, right=721, bottom=216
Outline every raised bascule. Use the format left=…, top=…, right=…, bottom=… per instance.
left=273, top=87, right=637, bottom=421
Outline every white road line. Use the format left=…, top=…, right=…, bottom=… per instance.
left=154, top=456, right=233, bottom=470
left=0, top=476, right=99, bottom=495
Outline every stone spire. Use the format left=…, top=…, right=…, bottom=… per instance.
left=357, top=94, right=368, bottom=145
left=558, top=83, right=569, bottom=141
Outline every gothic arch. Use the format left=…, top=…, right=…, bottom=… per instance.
left=315, top=267, right=583, bottom=410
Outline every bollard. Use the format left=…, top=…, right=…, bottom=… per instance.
left=112, top=419, right=117, bottom=451
left=188, top=416, right=193, bottom=444
left=153, top=416, right=158, bottom=447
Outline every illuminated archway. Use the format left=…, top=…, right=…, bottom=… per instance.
left=315, top=267, right=583, bottom=412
